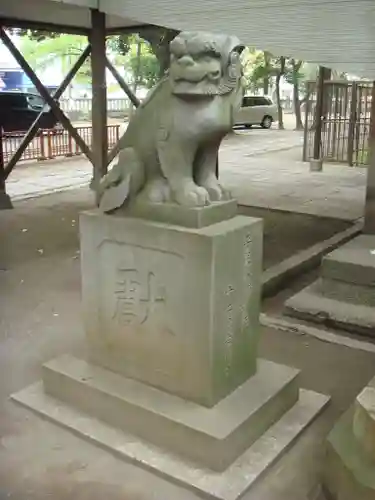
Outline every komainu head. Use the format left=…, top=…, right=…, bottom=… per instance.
left=169, top=31, right=245, bottom=97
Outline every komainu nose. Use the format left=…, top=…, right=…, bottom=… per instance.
left=178, top=55, right=195, bottom=66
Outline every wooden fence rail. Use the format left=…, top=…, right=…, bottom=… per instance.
left=2, top=125, right=121, bottom=164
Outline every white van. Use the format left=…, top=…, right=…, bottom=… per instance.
left=234, top=95, right=278, bottom=129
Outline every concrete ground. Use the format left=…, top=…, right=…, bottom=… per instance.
left=5, top=122, right=366, bottom=222
left=1, top=189, right=375, bottom=500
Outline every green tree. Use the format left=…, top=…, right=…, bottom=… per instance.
left=274, top=56, right=286, bottom=130
left=245, top=50, right=274, bottom=94
left=128, top=39, right=160, bottom=90
left=285, top=59, right=305, bottom=130
left=108, top=26, right=179, bottom=79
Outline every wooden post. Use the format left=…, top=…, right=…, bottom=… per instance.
left=364, top=81, right=375, bottom=234
left=90, top=9, right=108, bottom=184
left=0, top=127, right=12, bottom=209
left=347, top=82, right=358, bottom=167
left=313, top=66, right=325, bottom=160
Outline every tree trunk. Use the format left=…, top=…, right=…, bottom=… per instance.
left=275, top=57, right=285, bottom=130
left=291, top=59, right=304, bottom=130
left=263, top=51, right=271, bottom=95
left=276, top=76, right=284, bottom=129
left=133, top=38, right=142, bottom=95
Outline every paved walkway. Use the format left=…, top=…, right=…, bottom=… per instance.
left=6, top=124, right=367, bottom=221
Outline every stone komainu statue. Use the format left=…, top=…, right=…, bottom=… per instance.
left=97, top=31, right=246, bottom=211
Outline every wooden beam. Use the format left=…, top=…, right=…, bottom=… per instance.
left=4, top=45, right=92, bottom=178
left=364, top=81, right=375, bottom=234
left=106, top=23, right=156, bottom=35
left=0, top=28, right=93, bottom=163
left=106, top=57, right=140, bottom=107
left=90, top=9, right=108, bottom=182
left=105, top=59, right=141, bottom=166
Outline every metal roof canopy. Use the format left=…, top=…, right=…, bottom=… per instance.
left=0, top=0, right=148, bottom=34
left=0, top=0, right=374, bottom=78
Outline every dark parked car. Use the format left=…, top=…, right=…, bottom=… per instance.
left=0, top=91, right=61, bottom=133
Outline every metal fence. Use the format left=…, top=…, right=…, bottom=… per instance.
left=2, top=125, right=121, bottom=164
left=303, top=80, right=372, bottom=166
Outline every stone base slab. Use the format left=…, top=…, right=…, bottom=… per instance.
left=284, top=280, right=375, bottom=337
left=40, top=355, right=299, bottom=472
left=11, top=381, right=329, bottom=500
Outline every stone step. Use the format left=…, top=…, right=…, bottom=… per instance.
left=320, top=278, right=375, bottom=308
left=284, top=280, right=375, bottom=337
left=41, top=354, right=299, bottom=472
left=321, top=234, right=375, bottom=287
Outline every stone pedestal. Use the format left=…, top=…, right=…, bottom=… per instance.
left=310, top=158, right=323, bottom=172
left=323, top=375, right=375, bottom=500
left=11, top=201, right=329, bottom=500
left=80, top=205, right=261, bottom=407
left=285, top=235, right=375, bottom=337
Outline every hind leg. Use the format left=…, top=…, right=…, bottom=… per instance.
left=137, top=177, right=172, bottom=203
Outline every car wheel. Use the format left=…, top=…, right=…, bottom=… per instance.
left=261, top=116, right=273, bottom=129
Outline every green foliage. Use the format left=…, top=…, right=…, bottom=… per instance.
left=128, top=42, right=160, bottom=89
left=20, top=34, right=91, bottom=84
left=107, top=34, right=134, bottom=57
left=243, top=51, right=309, bottom=97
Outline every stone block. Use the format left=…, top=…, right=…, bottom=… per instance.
left=42, top=354, right=299, bottom=472
left=323, top=376, right=375, bottom=500
left=80, top=210, right=263, bottom=407
left=353, top=381, right=375, bottom=462
left=322, top=235, right=375, bottom=287
left=310, top=159, right=323, bottom=172
left=324, top=407, right=375, bottom=500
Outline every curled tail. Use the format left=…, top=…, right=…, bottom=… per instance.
left=93, top=147, right=145, bottom=213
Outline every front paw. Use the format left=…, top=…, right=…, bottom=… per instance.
left=173, top=182, right=210, bottom=207
left=199, top=178, right=232, bottom=202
